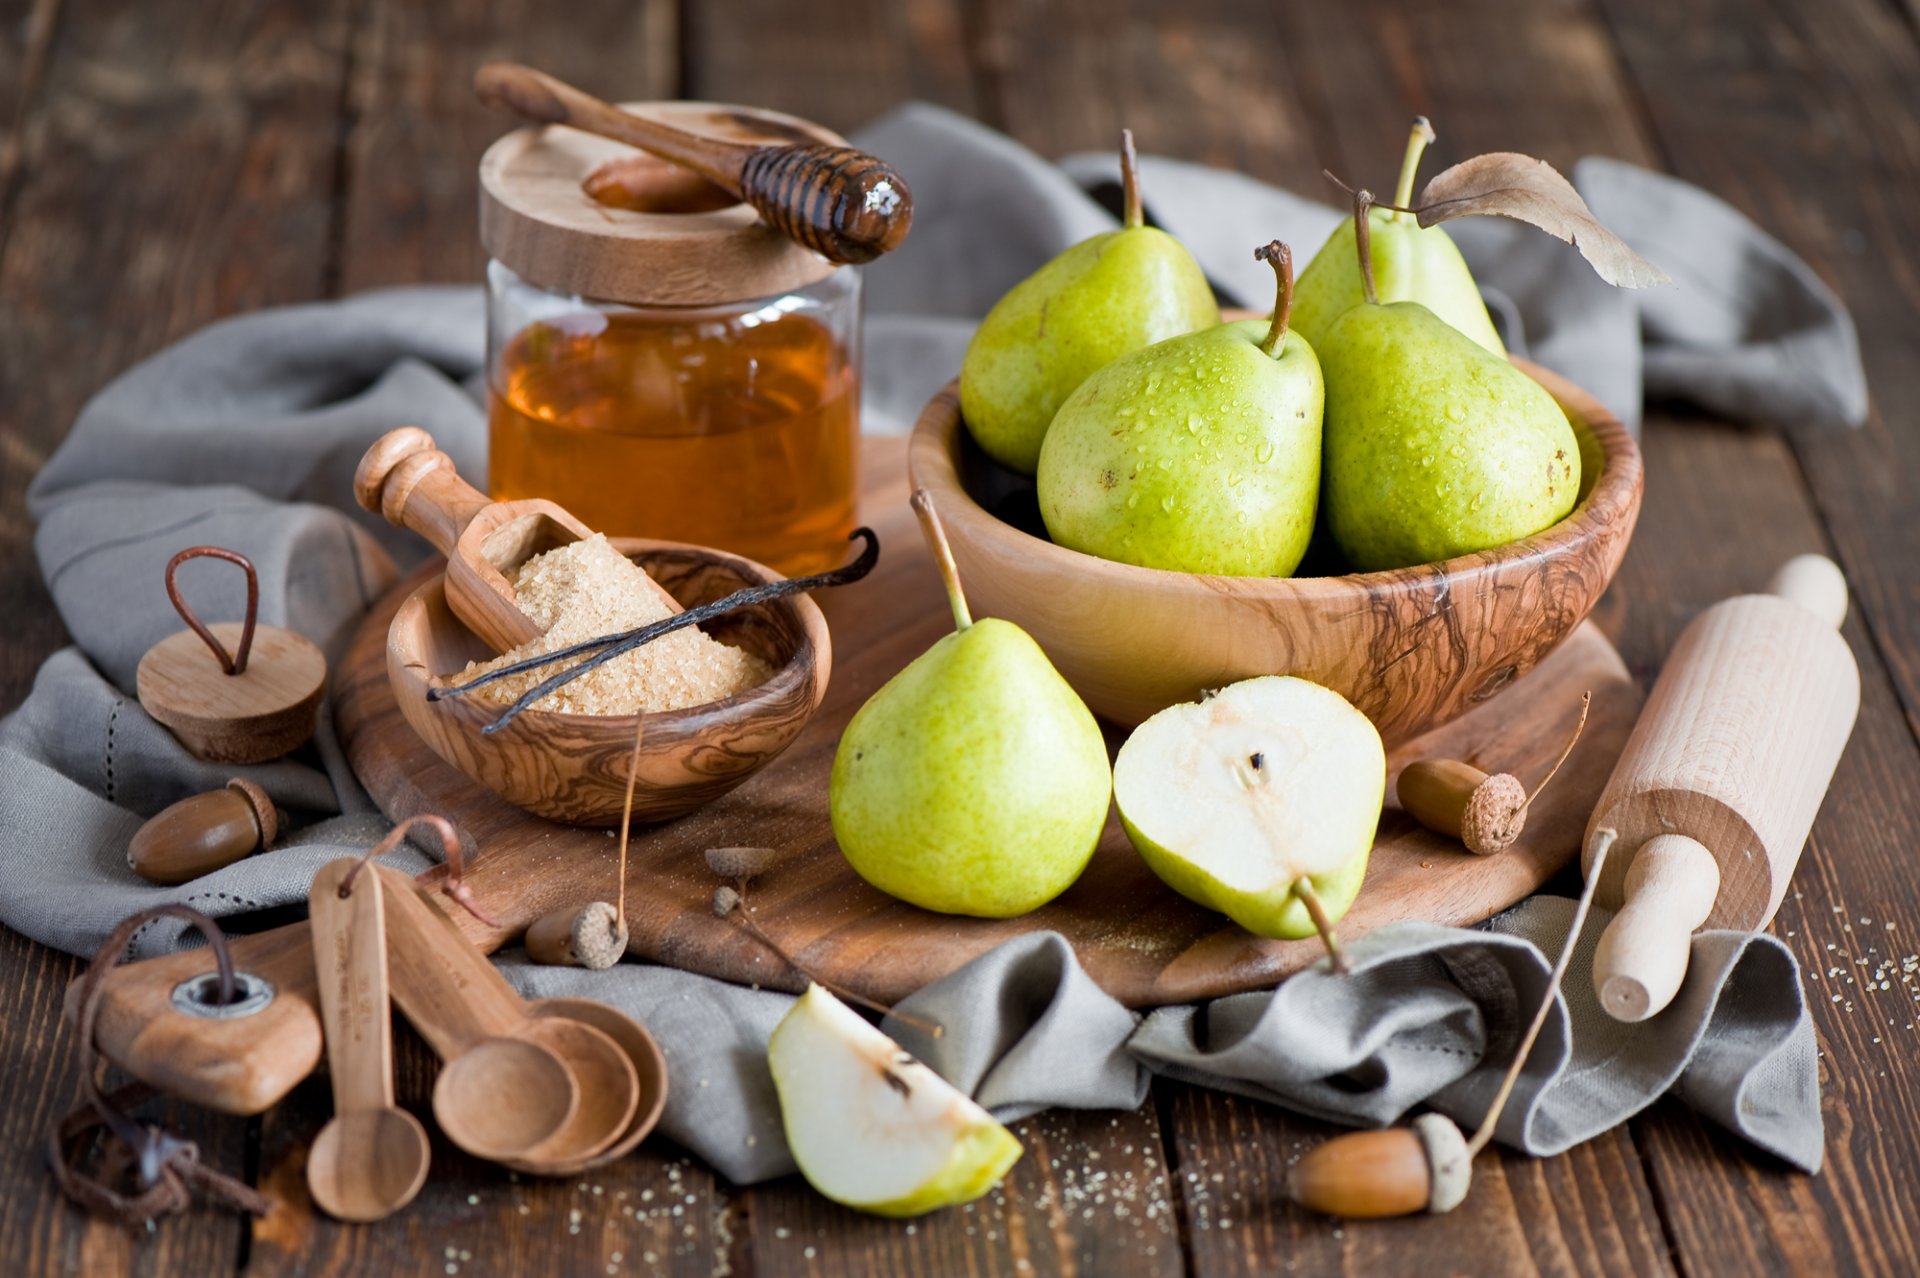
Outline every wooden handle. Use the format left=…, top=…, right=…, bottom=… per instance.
left=1766, top=552, right=1848, bottom=628
left=1591, top=834, right=1722, bottom=1021
left=475, top=62, right=912, bottom=265
left=476, top=62, right=744, bottom=191
left=377, top=864, right=527, bottom=1058
left=310, top=859, right=396, bottom=1112
left=353, top=426, right=493, bottom=559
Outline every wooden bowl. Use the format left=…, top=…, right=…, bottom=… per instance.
left=908, top=359, right=1642, bottom=744
left=386, top=539, right=830, bottom=825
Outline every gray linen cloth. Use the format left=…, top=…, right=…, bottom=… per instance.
left=7, top=103, right=1845, bottom=1186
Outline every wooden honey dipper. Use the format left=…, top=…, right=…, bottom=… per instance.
left=1584, top=554, right=1860, bottom=1021
left=474, top=62, right=913, bottom=266
left=352, top=425, right=680, bottom=654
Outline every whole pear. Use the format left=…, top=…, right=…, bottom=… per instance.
left=1291, top=119, right=1504, bottom=358
left=1114, top=675, right=1384, bottom=963
left=960, top=132, right=1218, bottom=474
left=1320, top=193, right=1580, bottom=572
left=1037, top=242, right=1322, bottom=576
left=830, top=494, right=1111, bottom=917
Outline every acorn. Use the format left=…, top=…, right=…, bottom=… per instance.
left=127, top=778, right=280, bottom=885
left=1397, top=691, right=1590, bottom=856
left=525, top=900, right=629, bottom=970
left=1288, top=1114, right=1472, bottom=1217
left=1286, top=828, right=1619, bottom=1219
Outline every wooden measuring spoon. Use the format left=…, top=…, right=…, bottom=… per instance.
left=377, top=865, right=641, bottom=1169
left=305, top=858, right=430, bottom=1221
left=475, top=62, right=913, bottom=266
left=353, top=426, right=680, bottom=654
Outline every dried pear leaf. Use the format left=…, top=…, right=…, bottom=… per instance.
left=1415, top=153, right=1670, bottom=289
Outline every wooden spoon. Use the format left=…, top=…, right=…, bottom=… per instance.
left=305, top=859, right=431, bottom=1222
left=474, top=61, right=913, bottom=265
left=353, top=425, right=680, bottom=655
left=377, top=866, right=641, bottom=1170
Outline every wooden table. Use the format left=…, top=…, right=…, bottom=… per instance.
left=3, top=0, right=1916, bottom=1273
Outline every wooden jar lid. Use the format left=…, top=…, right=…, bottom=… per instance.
left=135, top=547, right=328, bottom=765
left=479, top=101, right=848, bottom=307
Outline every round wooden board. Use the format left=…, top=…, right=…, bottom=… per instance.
left=337, top=440, right=1644, bottom=1008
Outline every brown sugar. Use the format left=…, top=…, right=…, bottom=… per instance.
left=458, top=535, right=772, bottom=715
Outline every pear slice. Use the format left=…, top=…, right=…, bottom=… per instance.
left=1115, top=676, right=1385, bottom=943
left=768, top=985, right=1022, bottom=1216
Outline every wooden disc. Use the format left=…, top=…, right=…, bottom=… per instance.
left=479, top=101, right=848, bottom=306
left=137, top=622, right=326, bottom=764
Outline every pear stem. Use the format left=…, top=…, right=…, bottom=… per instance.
left=1292, top=878, right=1350, bottom=975
left=1120, top=128, right=1143, bottom=230
left=1353, top=189, right=1379, bottom=306
left=1465, top=827, right=1615, bottom=1155
left=1392, top=116, right=1436, bottom=219
left=1254, top=241, right=1294, bottom=357
left=911, top=489, right=972, bottom=631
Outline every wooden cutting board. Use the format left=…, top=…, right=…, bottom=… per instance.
left=340, top=438, right=1642, bottom=1007
left=86, top=438, right=1642, bottom=1116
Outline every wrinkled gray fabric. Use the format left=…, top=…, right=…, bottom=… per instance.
left=4, top=103, right=1835, bottom=1186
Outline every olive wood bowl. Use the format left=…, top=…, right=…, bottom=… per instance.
left=907, top=358, right=1642, bottom=744
left=386, top=539, right=830, bottom=825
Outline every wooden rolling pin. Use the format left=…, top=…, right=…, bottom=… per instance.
left=1583, top=554, right=1859, bottom=1021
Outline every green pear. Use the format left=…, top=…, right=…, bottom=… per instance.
left=768, top=985, right=1022, bottom=1216
left=960, top=132, right=1219, bottom=474
left=1320, top=192, right=1580, bottom=572
left=1035, top=242, right=1323, bottom=577
left=1114, top=676, right=1384, bottom=961
left=830, top=494, right=1111, bottom=917
left=1291, top=119, right=1504, bottom=358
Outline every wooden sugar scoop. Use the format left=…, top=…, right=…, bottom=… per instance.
left=305, top=859, right=430, bottom=1222
left=353, top=425, right=680, bottom=654
left=1584, top=554, right=1860, bottom=1021
left=474, top=61, right=912, bottom=265
left=135, top=547, right=326, bottom=763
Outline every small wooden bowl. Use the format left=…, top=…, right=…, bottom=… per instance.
left=386, top=539, right=830, bottom=825
left=908, top=359, right=1642, bottom=744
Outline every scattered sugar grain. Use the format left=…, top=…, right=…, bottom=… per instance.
left=460, top=535, right=772, bottom=714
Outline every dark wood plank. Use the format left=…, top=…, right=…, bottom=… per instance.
left=1161, top=1082, right=1673, bottom=1278
left=335, top=0, right=678, bottom=294
left=0, top=0, right=353, bottom=1266
left=249, top=1030, right=725, bottom=1277
left=683, top=0, right=978, bottom=135
left=1595, top=0, right=1920, bottom=768
left=973, top=0, right=1323, bottom=185
left=743, top=1104, right=1182, bottom=1278
left=0, top=0, right=351, bottom=706
left=1604, top=413, right=1920, bottom=1276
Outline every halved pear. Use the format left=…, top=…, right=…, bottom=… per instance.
left=767, top=985, right=1022, bottom=1216
left=1114, top=676, right=1385, bottom=940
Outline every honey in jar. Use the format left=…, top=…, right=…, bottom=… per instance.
left=480, top=103, right=863, bottom=576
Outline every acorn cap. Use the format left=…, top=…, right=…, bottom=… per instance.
left=224, top=777, right=279, bottom=847
left=1460, top=772, right=1528, bottom=855
left=1413, top=1113, right=1472, bottom=1213
left=569, top=900, right=629, bottom=971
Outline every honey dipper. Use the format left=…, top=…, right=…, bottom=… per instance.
left=353, top=426, right=680, bottom=655
left=474, top=62, right=913, bottom=265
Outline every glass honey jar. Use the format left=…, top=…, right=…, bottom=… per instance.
left=479, top=103, right=861, bottom=576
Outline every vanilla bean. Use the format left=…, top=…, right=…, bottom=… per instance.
left=430, top=527, right=879, bottom=732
